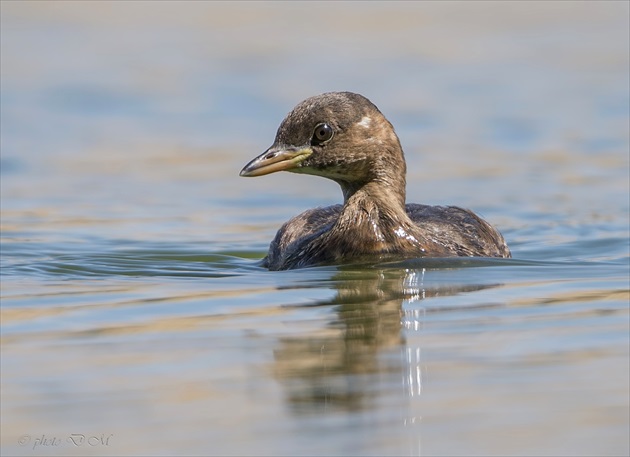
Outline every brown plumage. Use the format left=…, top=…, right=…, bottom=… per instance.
left=240, top=92, right=510, bottom=270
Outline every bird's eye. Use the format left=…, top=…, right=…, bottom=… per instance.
left=312, top=123, right=334, bottom=145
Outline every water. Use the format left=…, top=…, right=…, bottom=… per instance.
left=1, top=2, right=629, bottom=456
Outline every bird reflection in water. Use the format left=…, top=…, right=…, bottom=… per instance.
left=272, top=267, right=500, bottom=452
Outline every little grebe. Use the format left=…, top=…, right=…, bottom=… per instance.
left=240, top=92, right=511, bottom=270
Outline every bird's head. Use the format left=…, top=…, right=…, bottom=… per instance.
left=240, top=92, right=406, bottom=201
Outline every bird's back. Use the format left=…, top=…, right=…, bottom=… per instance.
left=405, top=204, right=511, bottom=258
left=264, top=205, right=342, bottom=270
left=264, top=204, right=510, bottom=269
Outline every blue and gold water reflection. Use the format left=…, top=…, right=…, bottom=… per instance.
left=1, top=1, right=629, bottom=456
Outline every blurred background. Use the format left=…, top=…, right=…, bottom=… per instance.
left=2, top=0, right=628, bottom=247
left=1, top=1, right=628, bottom=456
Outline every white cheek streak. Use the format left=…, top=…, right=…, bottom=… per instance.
left=358, top=116, right=372, bottom=128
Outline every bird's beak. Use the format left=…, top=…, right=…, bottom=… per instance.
left=239, top=146, right=312, bottom=177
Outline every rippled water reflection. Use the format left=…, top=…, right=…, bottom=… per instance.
left=2, top=2, right=629, bottom=456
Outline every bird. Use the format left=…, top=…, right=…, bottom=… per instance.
left=240, top=91, right=511, bottom=270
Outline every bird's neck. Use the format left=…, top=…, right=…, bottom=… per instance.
left=340, top=171, right=407, bottom=205
left=341, top=179, right=407, bottom=216
left=324, top=148, right=426, bottom=257
left=335, top=180, right=417, bottom=247
left=341, top=142, right=408, bottom=205
left=309, top=179, right=438, bottom=265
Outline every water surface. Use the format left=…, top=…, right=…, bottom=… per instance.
left=1, top=2, right=629, bottom=456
